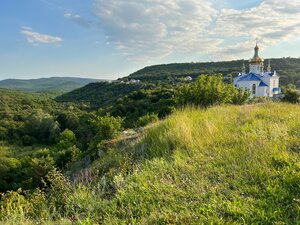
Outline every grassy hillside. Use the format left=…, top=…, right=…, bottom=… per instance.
left=0, top=77, right=106, bottom=93
left=1, top=103, right=300, bottom=224
left=128, top=57, right=300, bottom=88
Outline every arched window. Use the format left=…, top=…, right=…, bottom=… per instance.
left=252, top=84, right=256, bottom=95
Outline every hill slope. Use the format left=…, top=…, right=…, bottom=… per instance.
left=56, top=57, right=300, bottom=109
left=0, top=77, right=106, bottom=93
left=128, top=57, right=300, bottom=87
left=2, top=103, right=300, bottom=224
left=56, top=82, right=155, bottom=109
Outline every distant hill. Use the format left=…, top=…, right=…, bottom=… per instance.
left=56, top=57, right=300, bottom=110
left=127, top=57, right=300, bottom=88
left=0, top=77, right=107, bottom=93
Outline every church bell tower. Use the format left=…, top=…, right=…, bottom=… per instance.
left=249, top=42, right=264, bottom=75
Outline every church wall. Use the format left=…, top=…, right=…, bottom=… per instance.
left=257, top=86, right=267, bottom=97
left=236, top=80, right=262, bottom=98
left=269, top=77, right=280, bottom=96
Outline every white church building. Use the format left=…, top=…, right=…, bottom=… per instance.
left=234, top=43, right=280, bottom=98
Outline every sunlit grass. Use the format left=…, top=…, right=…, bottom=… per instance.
left=1, top=102, right=300, bottom=224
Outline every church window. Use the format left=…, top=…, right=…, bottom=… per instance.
left=252, top=84, right=256, bottom=95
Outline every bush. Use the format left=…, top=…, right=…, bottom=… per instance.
left=176, top=74, right=249, bottom=107
left=248, top=96, right=271, bottom=104
left=52, top=129, right=79, bottom=168
left=136, top=113, right=159, bottom=127
left=282, top=88, right=300, bottom=103
left=92, top=114, right=123, bottom=141
left=24, top=111, right=61, bottom=144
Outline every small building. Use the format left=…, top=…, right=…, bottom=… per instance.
left=129, top=79, right=140, bottom=84
left=234, top=43, right=280, bottom=98
left=185, top=76, right=193, bottom=81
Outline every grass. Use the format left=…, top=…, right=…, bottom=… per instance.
left=1, top=102, right=300, bottom=224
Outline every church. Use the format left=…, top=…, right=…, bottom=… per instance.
left=233, top=43, right=280, bottom=98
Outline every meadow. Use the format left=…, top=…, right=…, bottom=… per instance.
left=1, top=102, right=299, bottom=224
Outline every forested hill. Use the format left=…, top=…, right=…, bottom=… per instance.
left=127, top=57, right=300, bottom=87
left=56, top=57, right=300, bottom=111
left=0, top=77, right=106, bottom=93
left=56, top=82, right=156, bottom=109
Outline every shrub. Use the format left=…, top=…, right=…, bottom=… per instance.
left=282, top=88, right=300, bottom=103
left=92, top=114, right=123, bottom=141
left=176, top=74, right=249, bottom=107
left=52, top=129, right=79, bottom=169
left=136, top=113, right=159, bottom=127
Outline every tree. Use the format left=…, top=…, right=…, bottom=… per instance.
left=232, top=88, right=251, bottom=105
left=176, top=74, right=249, bottom=107
left=24, top=110, right=60, bottom=144
left=282, top=85, right=300, bottom=103
left=52, top=129, right=79, bottom=169
left=89, top=114, right=123, bottom=151
left=92, top=114, right=123, bottom=141
left=57, top=112, right=79, bottom=131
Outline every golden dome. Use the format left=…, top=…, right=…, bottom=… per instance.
left=249, top=44, right=263, bottom=64
left=249, top=57, right=263, bottom=64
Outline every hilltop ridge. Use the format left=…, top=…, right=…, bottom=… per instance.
left=0, top=77, right=107, bottom=93
left=56, top=57, right=300, bottom=110
left=127, top=57, right=300, bottom=87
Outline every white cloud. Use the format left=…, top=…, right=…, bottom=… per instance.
left=21, top=26, right=33, bottom=31
left=93, top=0, right=300, bottom=62
left=211, top=0, right=300, bottom=60
left=64, top=13, right=92, bottom=28
left=21, top=28, right=63, bottom=45
left=94, top=0, right=218, bottom=61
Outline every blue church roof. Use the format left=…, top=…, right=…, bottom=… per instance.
left=237, top=73, right=262, bottom=82
left=259, top=81, right=268, bottom=87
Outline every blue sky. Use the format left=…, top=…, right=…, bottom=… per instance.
left=0, top=0, right=300, bottom=80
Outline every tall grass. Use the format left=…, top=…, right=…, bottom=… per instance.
left=1, top=103, right=300, bottom=224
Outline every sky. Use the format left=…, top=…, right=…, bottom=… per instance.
left=0, top=0, right=300, bottom=80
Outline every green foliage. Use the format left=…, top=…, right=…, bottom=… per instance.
left=52, top=129, right=79, bottom=169
left=57, top=129, right=77, bottom=148
left=56, top=82, right=154, bottom=109
left=176, top=74, right=249, bottom=107
left=231, top=87, right=251, bottom=104
left=0, top=157, right=22, bottom=191
left=282, top=85, right=300, bottom=103
left=1, top=103, right=300, bottom=224
left=128, top=58, right=300, bottom=89
left=91, top=114, right=123, bottom=142
left=24, top=111, right=61, bottom=144
left=0, top=151, right=56, bottom=192
left=0, top=89, right=86, bottom=191
left=57, top=112, right=79, bottom=131
left=136, top=113, right=159, bottom=127
left=110, top=87, right=175, bottom=128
